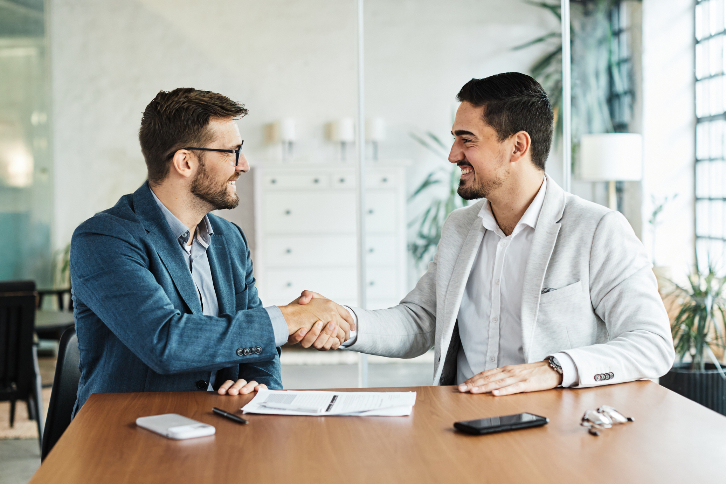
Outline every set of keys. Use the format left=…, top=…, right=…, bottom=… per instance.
left=580, top=405, right=634, bottom=436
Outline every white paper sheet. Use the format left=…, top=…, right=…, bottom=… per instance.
left=242, top=390, right=416, bottom=416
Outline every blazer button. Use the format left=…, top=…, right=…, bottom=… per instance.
left=608, top=372, right=614, bottom=379
left=236, top=348, right=245, bottom=357
left=255, top=346, right=262, bottom=354
left=594, top=374, right=601, bottom=382
left=243, top=348, right=251, bottom=356
left=196, top=380, right=208, bottom=390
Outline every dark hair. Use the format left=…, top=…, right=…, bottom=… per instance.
left=457, top=73, right=553, bottom=170
left=139, top=88, right=248, bottom=184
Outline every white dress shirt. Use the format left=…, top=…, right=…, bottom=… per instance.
left=456, top=177, right=577, bottom=386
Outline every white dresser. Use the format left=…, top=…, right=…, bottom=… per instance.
left=251, top=162, right=409, bottom=310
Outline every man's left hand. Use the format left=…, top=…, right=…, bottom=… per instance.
left=217, top=379, right=267, bottom=396
left=457, top=361, right=563, bottom=396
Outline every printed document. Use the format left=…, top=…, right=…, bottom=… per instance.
left=242, top=389, right=416, bottom=416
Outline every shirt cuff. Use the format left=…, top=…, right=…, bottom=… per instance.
left=553, top=352, right=579, bottom=387
left=341, top=306, right=358, bottom=347
left=265, top=306, right=289, bottom=347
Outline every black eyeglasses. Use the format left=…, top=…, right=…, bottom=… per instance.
left=167, top=141, right=244, bottom=166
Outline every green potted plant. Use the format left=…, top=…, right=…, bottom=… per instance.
left=407, top=132, right=468, bottom=268
left=659, top=267, right=726, bottom=415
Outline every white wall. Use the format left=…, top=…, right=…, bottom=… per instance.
left=49, top=0, right=557, bottom=256
left=641, top=0, right=695, bottom=276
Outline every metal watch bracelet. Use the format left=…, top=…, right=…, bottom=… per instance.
left=546, top=355, right=563, bottom=375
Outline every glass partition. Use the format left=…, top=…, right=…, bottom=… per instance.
left=0, top=0, right=53, bottom=287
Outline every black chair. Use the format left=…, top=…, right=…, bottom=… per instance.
left=37, top=287, right=73, bottom=312
left=0, top=280, right=44, bottom=448
left=41, top=327, right=80, bottom=461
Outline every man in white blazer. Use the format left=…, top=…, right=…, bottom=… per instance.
left=298, top=72, right=674, bottom=395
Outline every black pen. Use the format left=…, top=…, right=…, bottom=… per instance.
left=213, top=407, right=249, bottom=425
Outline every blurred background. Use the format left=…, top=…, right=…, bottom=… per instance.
left=0, top=0, right=708, bottom=481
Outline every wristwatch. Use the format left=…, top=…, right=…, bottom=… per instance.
left=546, top=355, right=563, bottom=375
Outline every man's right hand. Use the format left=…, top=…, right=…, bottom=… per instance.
left=279, top=294, right=354, bottom=346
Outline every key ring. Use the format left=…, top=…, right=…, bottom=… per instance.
left=580, top=405, right=634, bottom=436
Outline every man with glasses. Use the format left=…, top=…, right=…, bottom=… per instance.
left=70, top=88, right=351, bottom=413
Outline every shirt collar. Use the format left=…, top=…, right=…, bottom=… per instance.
left=478, top=176, right=547, bottom=237
left=150, top=188, right=214, bottom=247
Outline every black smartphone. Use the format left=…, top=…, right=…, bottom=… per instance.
left=454, top=412, right=548, bottom=435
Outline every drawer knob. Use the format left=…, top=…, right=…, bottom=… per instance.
left=368, top=248, right=375, bottom=253
left=368, top=281, right=375, bottom=286
left=313, top=178, right=320, bottom=183
left=285, top=210, right=291, bottom=215
left=381, top=177, right=388, bottom=183
left=286, top=248, right=292, bottom=254
left=339, top=177, right=346, bottom=183
left=286, top=282, right=293, bottom=287
left=271, top=179, right=277, bottom=184
left=368, top=209, right=374, bottom=215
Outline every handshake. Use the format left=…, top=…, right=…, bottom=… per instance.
left=279, top=290, right=354, bottom=350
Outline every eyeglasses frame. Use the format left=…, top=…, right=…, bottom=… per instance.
left=167, top=141, right=244, bottom=166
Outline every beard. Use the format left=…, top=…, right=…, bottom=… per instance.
left=190, top=160, right=240, bottom=210
left=457, top=158, right=509, bottom=201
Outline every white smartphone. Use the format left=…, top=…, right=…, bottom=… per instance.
left=136, top=413, right=215, bottom=440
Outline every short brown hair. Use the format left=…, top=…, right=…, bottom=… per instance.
left=139, top=88, right=248, bottom=184
left=457, top=73, right=553, bottom=170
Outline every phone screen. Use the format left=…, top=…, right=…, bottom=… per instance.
left=454, top=412, right=548, bottom=435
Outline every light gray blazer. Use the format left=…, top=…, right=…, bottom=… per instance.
left=348, top=174, right=675, bottom=387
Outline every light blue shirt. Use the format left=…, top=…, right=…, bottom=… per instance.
left=151, top=190, right=288, bottom=388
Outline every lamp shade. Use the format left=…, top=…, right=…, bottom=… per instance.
left=579, top=133, right=643, bottom=181
left=330, top=118, right=355, bottom=142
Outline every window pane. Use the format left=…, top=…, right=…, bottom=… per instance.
left=713, top=161, right=726, bottom=198
left=712, top=0, right=725, bottom=36
left=697, top=121, right=710, bottom=159
left=696, top=161, right=710, bottom=197
left=620, top=30, right=630, bottom=60
left=697, top=79, right=708, bottom=117
left=697, top=41, right=707, bottom=79
left=712, top=201, right=724, bottom=239
left=711, top=36, right=723, bottom=75
left=711, top=76, right=724, bottom=115
left=696, top=238, right=726, bottom=272
left=697, top=200, right=711, bottom=237
left=697, top=2, right=705, bottom=41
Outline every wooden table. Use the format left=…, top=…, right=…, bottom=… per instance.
left=30, top=382, right=726, bottom=483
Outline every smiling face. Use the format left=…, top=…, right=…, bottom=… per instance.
left=190, top=117, right=248, bottom=210
left=448, top=102, right=512, bottom=200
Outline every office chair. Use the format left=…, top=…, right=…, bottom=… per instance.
left=0, top=280, right=44, bottom=449
left=41, top=327, right=80, bottom=461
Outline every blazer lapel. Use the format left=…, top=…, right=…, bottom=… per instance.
left=437, top=219, right=485, bottom=373
left=133, top=183, right=202, bottom=314
left=520, top=175, right=566, bottom=361
left=207, top=233, right=234, bottom=316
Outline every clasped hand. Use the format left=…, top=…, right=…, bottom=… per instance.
left=457, top=361, right=563, bottom=396
left=281, top=290, right=354, bottom=350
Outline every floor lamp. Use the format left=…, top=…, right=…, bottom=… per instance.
left=579, top=133, right=643, bottom=211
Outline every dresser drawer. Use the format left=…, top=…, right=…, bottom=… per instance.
left=365, top=235, right=397, bottom=267
left=366, top=170, right=399, bottom=188
left=364, top=268, right=397, bottom=300
left=262, top=268, right=358, bottom=303
left=264, top=235, right=357, bottom=268
left=263, top=192, right=356, bottom=234
left=365, top=191, right=397, bottom=233
left=331, top=171, right=356, bottom=189
left=263, top=174, right=330, bottom=189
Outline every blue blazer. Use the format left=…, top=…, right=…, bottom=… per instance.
left=71, top=182, right=282, bottom=413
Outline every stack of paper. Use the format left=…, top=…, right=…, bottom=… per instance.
left=242, top=389, right=416, bottom=416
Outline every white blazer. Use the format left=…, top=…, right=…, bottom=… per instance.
left=348, top=175, right=675, bottom=387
